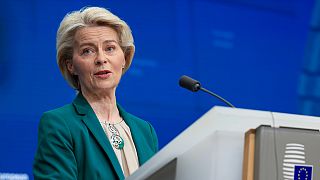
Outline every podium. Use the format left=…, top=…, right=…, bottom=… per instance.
left=127, top=106, right=320, bottom=180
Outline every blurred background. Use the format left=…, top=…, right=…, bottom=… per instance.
left=0, top=0, right=319, bottom=179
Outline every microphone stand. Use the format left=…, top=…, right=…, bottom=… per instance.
left=179, top=75, right=236, bottom=108
left=199, top=87, right=235, bottom=108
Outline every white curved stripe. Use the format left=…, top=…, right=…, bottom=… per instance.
left=283, top=159, right=305, bottom=163
left=283, top=163, right=297, bottom=168
left=286, top=143, right=304, bottom=147
left=283, top=167, right=294, bottom=172
left=283, top=171, right=294, bottom=176
left=285, top=146, right=304, bottom=150
left=285, top=150, right=305, bottom=155
left=284, top=155, right=305, bottom=159
left=283, top=175, right=294, bottom=179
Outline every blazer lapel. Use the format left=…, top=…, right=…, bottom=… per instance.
left=117, top=105, right=150, bottom=165
left=73, top=94, right=125, bottom=180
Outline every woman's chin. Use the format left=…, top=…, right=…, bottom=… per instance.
left=95, top=83, right=118, bottom=91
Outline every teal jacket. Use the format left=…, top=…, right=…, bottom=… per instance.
left=33, top=93, right=158, bottom=180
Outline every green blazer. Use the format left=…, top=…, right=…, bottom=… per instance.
left=33, top=93, right=158, bottom=180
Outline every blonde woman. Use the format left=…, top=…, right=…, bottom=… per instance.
left=33, top=7, right=158, bottom=180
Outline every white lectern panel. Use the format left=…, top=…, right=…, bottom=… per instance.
left=127, top=106, right=320, bottom=180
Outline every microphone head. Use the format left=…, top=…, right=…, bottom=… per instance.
left=179, top=75, right=201, bottom=92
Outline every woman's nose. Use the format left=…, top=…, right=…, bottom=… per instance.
left=94, top=50, right=108, bottom=65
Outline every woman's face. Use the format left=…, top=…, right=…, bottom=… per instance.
left=67, top=26, right=125, bottom=95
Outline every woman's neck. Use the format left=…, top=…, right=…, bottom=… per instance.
left=81, top=89, right=120, bottom=123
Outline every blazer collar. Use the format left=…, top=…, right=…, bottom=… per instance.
left=72, top=93, right=125, bottom=180
left=72, top=93, right=90, bottom=115
left=117, top=104, right=149, bottom=165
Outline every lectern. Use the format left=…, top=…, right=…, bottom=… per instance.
left=126, top=107, right=320, bottom=180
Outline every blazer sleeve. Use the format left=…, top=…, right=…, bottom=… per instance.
left=33, top=112, right=77, bottom=180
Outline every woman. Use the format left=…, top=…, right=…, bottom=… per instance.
left=33, top=7, right=158, bottom=180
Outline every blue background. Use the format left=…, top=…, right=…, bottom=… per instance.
left=0, top=0, right=319, bottom=178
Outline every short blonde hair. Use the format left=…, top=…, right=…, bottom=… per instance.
left=56, top=7, right=135, bottom=89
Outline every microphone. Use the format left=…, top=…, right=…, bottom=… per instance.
left=179, top=75, right=235, bottom=108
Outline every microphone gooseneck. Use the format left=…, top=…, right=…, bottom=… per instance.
left=179, top=75, right=235, bottom=108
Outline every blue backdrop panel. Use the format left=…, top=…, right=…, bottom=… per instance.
left=193, top=0, right=310, bottom=113
left=299, top=0, right=320, bottom=116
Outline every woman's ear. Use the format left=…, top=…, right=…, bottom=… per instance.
left=122, top=58, right=126, bottom=69
left=66, top=59, right=76, bottom=75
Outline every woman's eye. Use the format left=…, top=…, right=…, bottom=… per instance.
left=81, top=48, right=94, bottom=55
left=106, top=46, right=115, bottom=52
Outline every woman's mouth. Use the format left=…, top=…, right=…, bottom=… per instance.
left=94, top=70, right=111, bottom=79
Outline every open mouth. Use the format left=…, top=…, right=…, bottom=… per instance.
left=94, top=70, right=111, bottom=78
left=94, top=70, right=111, bottom=75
